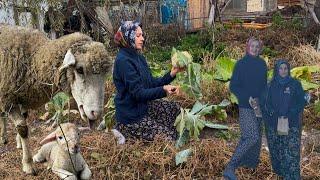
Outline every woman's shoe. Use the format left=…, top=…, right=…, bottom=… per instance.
left=223, top=167, right=237, bottom=180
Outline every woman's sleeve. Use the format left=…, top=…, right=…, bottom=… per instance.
left=149, top=71, right=176, bottom=87
left=230, top=62, right=248, bottom=101
left=141, top=55, right=175, bottom=87
left=118, top=59, right=167, bottom=102
left=289, top=81, right=306, bottom=117
left=260, top=62, right=268, bottom=96
left=260, top=84, right=275, bottom=117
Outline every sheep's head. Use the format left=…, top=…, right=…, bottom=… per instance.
left=40, top=123, right=81, bottom=154
left=57, top=42, right=112, bottom=128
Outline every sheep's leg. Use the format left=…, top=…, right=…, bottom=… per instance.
left=52, top=167, right=77, bottom=180
left=0, top=112, right=8, bottom=145
left=33, top=143, right=53, bottom=163
left=111, top=129, right=126, bottom=145
left=80, top=163, right=92, bottom=180
left=9, top=107, right=35, bottom=175
left=32, top=150, right=46, bottom=163
left=16, top=134, right=22, bottom=149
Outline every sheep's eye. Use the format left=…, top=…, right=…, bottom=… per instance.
left=76, top=67, right=84, bottom=74
left=58, top=136, right=63, bottom=140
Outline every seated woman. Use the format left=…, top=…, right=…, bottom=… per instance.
left=113, top=21, right=183, bottom=141
left=261, top=60, right=306, bottom=180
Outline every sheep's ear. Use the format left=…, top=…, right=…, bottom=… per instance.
left=39, top=131, right=57, bottom=145
left=59, top=49, right=76, bottom=71
left=55, top=49, right=75, bottom=94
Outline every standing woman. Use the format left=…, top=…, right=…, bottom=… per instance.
left=113, top=21, right=183, bottom=141
left=223, top=37, right=267, bottom=180
left=261, top=60, right=306, bottom=180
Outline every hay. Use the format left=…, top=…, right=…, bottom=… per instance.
left=287, top=44, right=320, bottom=67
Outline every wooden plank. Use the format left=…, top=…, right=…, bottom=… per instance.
left=95, top=6, right=113, bottom=36
left=277, top=0, right=302, bottom=6
left=188, top=0, right=210, bottom=30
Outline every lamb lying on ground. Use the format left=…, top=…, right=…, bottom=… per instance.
left=33, top=123, right=91, bottom=180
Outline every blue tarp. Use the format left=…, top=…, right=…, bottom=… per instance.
left=160, top=0, right=187, bottom=24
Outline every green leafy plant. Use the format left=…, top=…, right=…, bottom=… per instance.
left=262, top=47, right=278, bottom=58
left=45, top=92, right=70, bottom=126
left=181, top=63, right=202, bottom=99
left=291, top=65, right=320, bottom=90
left=145, top=46, right=172, bottom=63
left=97, top=95, right=117, bottom=131
left=230, top=17, right=244, bottom=25
left=272, top=11, right=285, bottom=28
left=103, top=95, right=116, bottom=131
left=271, top=11, right=303, bottom=29
left=213, top=57, right=236, bottom=82
left=175, top=148, right=192, bottom=166
left=174, top=100, right=229, bottom=147
left=171, top=47, right=193, bottom=68
left=215, top=129, right=240, bottom=141
left=149, top=60, right=168, bottom=78
left=315, top=100, right=320, bottom=116
left=172, top=48, right=202, bottom=99
left=176, top=32, right=213, bottom=63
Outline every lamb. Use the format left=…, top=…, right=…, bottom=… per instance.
left=0, top=25, right=112, bottom=174
left=33, top=123, right=91, bottom=180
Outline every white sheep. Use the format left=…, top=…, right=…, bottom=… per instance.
left=33, top=123, right=91, bottom=180
left=0, top=25, right=112, bottom=174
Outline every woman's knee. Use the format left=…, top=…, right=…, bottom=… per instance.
left=246, top=134, right=261, bottom=146
left=171, top=101, right=181, bottom=114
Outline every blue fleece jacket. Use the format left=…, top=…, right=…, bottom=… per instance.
left=260, top=60, right=306, bottom=130
left=230, top=54, right=267, bottom=108
left=113, top=48, right=175, bottom=124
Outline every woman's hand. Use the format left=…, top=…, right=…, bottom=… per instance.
left=163, top=85, right=180, bottom=96
left=170, top=66, right=186, bottom=77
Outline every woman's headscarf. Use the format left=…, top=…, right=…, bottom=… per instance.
left=114, top=20, right=142, bottom=49
left=272, top=59, right=292, bottom=85
left=246, top=37, right=263, bottom=57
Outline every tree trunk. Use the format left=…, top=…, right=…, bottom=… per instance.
left=305, top=0, right=320, bottom=25
left=208, top=0, right=215, bottom=25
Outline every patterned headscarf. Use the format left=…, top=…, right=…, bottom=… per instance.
left=246, top=37, right=263, bottom=56
left=114, top=21, right=142, bottom=49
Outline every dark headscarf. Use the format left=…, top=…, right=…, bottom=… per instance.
left=114, top=20, right=142, bottom=49
left=272, top=59, right=292, bottom=85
